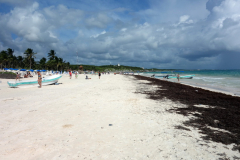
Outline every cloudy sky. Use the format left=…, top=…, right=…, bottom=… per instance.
left=0, top=0, right=240, bottom=69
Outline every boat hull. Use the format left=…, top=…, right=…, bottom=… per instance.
left=7, top=75, right=62, bottom=87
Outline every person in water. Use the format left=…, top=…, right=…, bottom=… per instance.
left=37, top=71, right=42, bottom=88
left=177, top=74, right=180, bottom=82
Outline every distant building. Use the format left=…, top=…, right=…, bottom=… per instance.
left=142, top=67, right=144, bottom=69
left=118, top=64, right=120, bottom=66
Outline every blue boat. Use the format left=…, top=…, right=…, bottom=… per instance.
left=168, top=75, right=195, bottom=79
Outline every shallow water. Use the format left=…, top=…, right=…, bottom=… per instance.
left=142, top=70, right=240, bottom=96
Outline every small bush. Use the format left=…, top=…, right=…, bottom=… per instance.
left=2, top=72, right=17, bottom=75
left=0, top=72, right=17, bottom=79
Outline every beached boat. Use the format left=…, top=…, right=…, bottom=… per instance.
left=7, top=75, right=62, bottom=87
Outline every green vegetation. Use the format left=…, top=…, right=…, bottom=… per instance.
left=69, top=64, right=144, bottom=72
left=0, top=48, right=70, bottom=70
left=1, top=72, right=16, bottom=75
left=69, top=65, right=178, bottom=72
left=0, top=71, right=17, bottom=79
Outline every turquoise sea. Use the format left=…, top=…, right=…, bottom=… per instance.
left=141, top=70, right=240, bottom=96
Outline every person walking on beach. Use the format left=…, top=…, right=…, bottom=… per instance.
left=75, top=71, right=78, bottom=79
left=69, top=70, right=72, bottom=79
left=98, top=71, right=101, bottom=79
left=37, top=71, right=42, bottom=88
left=16, top=72, right=20, bottom=81
left=177, top=74, right=180, bottom=82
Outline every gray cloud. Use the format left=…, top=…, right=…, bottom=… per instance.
left=206, top=0, right=224, bottom=11
left=0, top=0, right=240, bottom=69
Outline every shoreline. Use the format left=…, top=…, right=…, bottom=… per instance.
left=145, top=75, right=240, bottom=97
left=133, top=75, right=240, bottom=150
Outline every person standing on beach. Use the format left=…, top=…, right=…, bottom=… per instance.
left=75, top=71, right=78, bottom=79
left=69, top=70, right=72, bottom=79
left=37, top=71, right=42, bottom=88
left=98, top=71, right=101, bottom=79
left=177, top=74, right=180, bottom=82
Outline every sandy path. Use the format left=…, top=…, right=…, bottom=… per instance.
left=0, top=74, right=239, bottom=160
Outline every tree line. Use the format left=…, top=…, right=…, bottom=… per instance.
left=69, top=64, right=143, bottom=72
left=0, top=48, right=70, bottom=71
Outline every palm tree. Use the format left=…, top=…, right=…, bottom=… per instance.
left=11, top=55, right=17, bottom=68
left=7, top=48, right=14, bottom=56
left=0, top=50, right=8, bottom=68
left=24, top=48, right=37, bottom=69
left=17, top=56, right=24, bottom=68
left=66, top=62, right=70, bottom=70
left=48, top=50, right=56, bottom=61
left=58, top=58, right=63, bottom=71
left=7, top=48, right=14, bottom=68
left=39, top=57, right=47, bottom=69
left=55, top=57, right=63, bottom=71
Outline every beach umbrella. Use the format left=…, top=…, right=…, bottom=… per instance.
left=8, top=68, right=17, bottom=70
left=20, top=69, right=26, bottom=71
left=29, top=69, right=34, bottom=72
left=174, top=71, right=184, bottom=72
left=3, top=68, right=9, bottom=70
left=42, top=70, right=46, bottom=72
left=12, top=68, right=18, bottom=70
left=37, top=70, right=42, bottom=72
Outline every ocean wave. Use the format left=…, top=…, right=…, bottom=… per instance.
left=194, top=77, right=225, bottom=80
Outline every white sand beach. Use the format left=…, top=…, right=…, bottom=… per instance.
left=0, top=74, right=239, bottom=160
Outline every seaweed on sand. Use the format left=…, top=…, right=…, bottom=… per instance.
left=132, top=75, right=240, bottom=152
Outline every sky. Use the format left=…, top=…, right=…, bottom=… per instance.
left=0, top=0, right=240, bottom=69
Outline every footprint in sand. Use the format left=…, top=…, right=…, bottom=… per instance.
left=62, top=124, right=73, bottom=128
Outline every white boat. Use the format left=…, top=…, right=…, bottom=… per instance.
left=7, top=75, right=62, bottom=87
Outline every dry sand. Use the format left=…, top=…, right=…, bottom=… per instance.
left=0, top=74, right=239, bottom=160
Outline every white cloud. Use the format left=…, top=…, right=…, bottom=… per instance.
left=121, top=28, right=127, bottom=32
left=85, top=13, right=112, bottom=28
left=43, top=4, right=84, bottom=27
left=179, top=15, right=190, bottom=23
left=0, top=0, right=240, bottom=69
left=1, top=2, right=58, bottom=44
left=91, top=30, right=106, bottom=38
